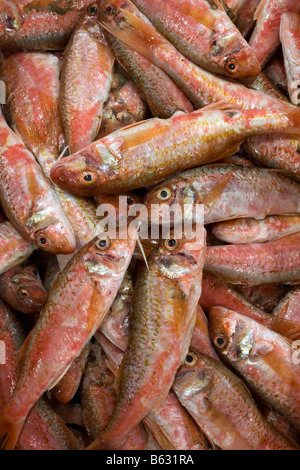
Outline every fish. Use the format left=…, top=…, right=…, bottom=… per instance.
left=17, top=398, right=80, bottom=450
left=271, top=287, right=300, bottom=341
left=50, top=402, right=84, bottom=427
left=50, top=105, right=300, bottom=196
left=0, top=230, right=136, bottom=449
left=104, top=30, right=194, bottom=118
left=100, top=268, right=133, bottom=351
left=0, top=0, right=96, bottom=50
left=0, top=299, right=27, bottom=409
left=280, top=12, right=300, bottom=106
left=97, top=0, right=300, bottom=179
left=52, top=344, right=90, bottom=403
left=97, top=71, right=147, bottom=138
left=128, top=0, right=260, bottom=78
left=81, top=350, right=147, bottom=449
left=248, top=0, right=300, bottom=69
left=235, top=284, right=287, bottom=313
left=209, top=306, right=300, bottom=432
left=173, top=350, right=298, bottom=450
left=0, top=297, right=79, bottom=450
left=94, top=331, right=210, bottom=450
left=144, top=390, right=210, bottom=451
left=0, top=114, right=76, bottom=254
left=0, top=263, right=47, bottom=314
left=217, top=152, right=256, bottom=167
left=235, top=0, right=261, bottom=37
left=96, top=0, right=292, bottom=111
left=262, top=407, right=300, bottom=445
left=205, top=232, right=300, bottom=285
left=0, top=222, right=35, bottom=275
left=265, top=52, right=289, bottom=96
left=1, top=50, right=100, bottom=250
left=200, top=271, right=272, bottom=327
left=1, top=52, right=63, bottom=171
left=143, top=165, right=300, bottom=226
left=212, top=215, right=300, bottom=244
left=87, top=229, right=206, bottom=449
left=220, top=0, right=246, bottom=20
left=59, top=7, right=114, bottom=153
left=250, top=72, right=290, bottom=102
left=190, top=306, right=220, bottom=361
left=242, top=71, right=300, bottom=181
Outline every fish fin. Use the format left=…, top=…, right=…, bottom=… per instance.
left=100, top=9, right=165, bottom=63
left=47, top=364, right=72, bottom=391
left=143, top=418, right=175, bottom=451
left=121, top=119, right=170, bottom=149
left=151, top=389, right=171, bottom=412
left=254, top=0, right=266, bottom=22
left=214, top=0, right=226, bottom=13
left=204, top=169, right=234, bottom=215
left=175, top=1, right=217, bottom=30
left=105, top=358, right=119, bottom=377
left=192, top=100, right=241, bottom=114
left=0, top=414, right=25, bottom=450
left=212, top=143, right=241, bottom=162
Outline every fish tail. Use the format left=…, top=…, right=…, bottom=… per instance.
left=0, top=413, right=24, bottom=450
left=99, top=9, right=165, bottom=64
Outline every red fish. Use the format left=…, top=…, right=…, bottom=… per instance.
left=0, top=231, right=136, bottom=449
left=0, top=263, right=47, bottom=314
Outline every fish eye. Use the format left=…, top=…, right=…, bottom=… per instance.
left=81, top=171, right=97, bottom=186
left=35, top=233, right=49, bottom=248
left=103, top=3, right=116, bottom=15
left=157, top=187, right=172, bottom=200
left=95, top=235, right=111, bottom=250
left=225, top=58, right=238, bottom=74
left=164, top=237, right=180, bottom=251
left=184, top=352, right=198, bottom=367
left=88, top=4, right=98, bottom=15
left=19, top=289, right=29, bottom=298
left=213, top=334, right=228, bottom=349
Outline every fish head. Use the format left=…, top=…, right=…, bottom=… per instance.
left=143, top=178, right=197, bottom=227
left=34, top=221, right=76, bottom=255
left=50, top=145, right=119, bottom=196
left=209, top=306, right=255, bottom=362
left=173, top=351, right=214, bottom=402
left=154, top=228, right=206, bottom=282
left=97, top=0, right=135, bottom=29
left=213, top=29, right=261, bottom=79
left=3, top=266, right=47, bottom=314
left=95, top=192, right=141, bottom=225
left=82, top=228, right=136, bottom=279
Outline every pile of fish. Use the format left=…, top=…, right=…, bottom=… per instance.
left=0, top=0, right=300, bottom=451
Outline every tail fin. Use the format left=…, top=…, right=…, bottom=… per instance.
left=0, top=413, right=25, bottom=450
left=99, top=9, right=167, bottom=64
